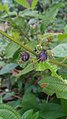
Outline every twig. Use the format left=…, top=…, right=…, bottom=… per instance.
left=49, top=59, right=67, bottom=67
left=0, top=30, right=38, bottom=57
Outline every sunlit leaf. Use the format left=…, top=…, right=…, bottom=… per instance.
left=15, top=0, right=30, bottom=8
left=32, top=0, right=38, bottom=9
left=58, top=34, right=67, bottom=40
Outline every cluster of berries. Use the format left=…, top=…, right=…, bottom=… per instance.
left=21, top=50, right=47, bottom=62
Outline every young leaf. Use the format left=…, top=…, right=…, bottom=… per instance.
left=15, top=0, right=30, bottom=8
left=32, top=0, right=38, bottom=9
left=58, top=34, right=67, bottom=40
left=0, top=4, right=4, bottom=10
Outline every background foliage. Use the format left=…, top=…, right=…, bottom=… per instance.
left=0, top=0, right=67, bottom=119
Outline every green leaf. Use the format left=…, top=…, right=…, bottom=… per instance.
left=3, top=92, right=15, bottom=100
left=36, top=61, right=47, bottom=71
left=40, top=3, right=64, bottom=30
left=0, top=4, right=9, bottom=12
left=5, top=42, right=20, bottom=58
left=39, top=76, right=67, bottom=99
left=0, top=63, right=18, bottom=75
left=19, top=10, right=38, bottom=17
left=32, top=0, right=38, bottom=9
left=3, top=4, right=10, bottom=13
left=61, top=99, right=67, bottom=113
left=64, top=25, right=67, bottom=33
left=15, top=0, right=38, bottom=9
left=0, top=96, right=2, bottom=103
left=15, top=0, right=30, bottom=8
left=22, top=109, right=33, bottom=119
left=44, top=3, right=64, bottom=20
left=36, top=60, right=62, bottom=80
left=32, top=112, right=39, bottom=119
left=39, top=101, right=66, bottom=119
left=22, top=109, right=39, bottom=119
left=0, top=61, right=5, bottom=67
left=58, top=68, right=67, bottom=79
left=16, top=63, right=34, bottom=77
left=21, top=93, right=39, bottom=113
left=52, top=43, right=67, bottom=57
left=0, top=104, right=21, bottom=119
left=1, top=12, right=17, bottom=19
left=58, top=34, right=67, bottom=40
left=0, top=4, right=4, bottom=10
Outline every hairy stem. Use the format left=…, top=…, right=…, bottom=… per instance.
left=0, top=30, right=38, bottom=56
left=49, top=59, right=67, bottom=67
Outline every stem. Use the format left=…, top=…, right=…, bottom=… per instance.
left=0, top=30, right=38, bottom=57
left=60, top=56, right=67, bottom=64
left=1, top=30, right=66, bottom=67
left=49, top=59, right=67, bottom=67
left=13, top=95, right=21, bottom=99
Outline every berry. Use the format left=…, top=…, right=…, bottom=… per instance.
left=38, top=50, right=47, bottom=62
left=21, top=52, right=30, bottom=61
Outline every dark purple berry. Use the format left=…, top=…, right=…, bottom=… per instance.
left=38, top=50, right=47, bottom=62
left=21, top=52, right=30, bottom=61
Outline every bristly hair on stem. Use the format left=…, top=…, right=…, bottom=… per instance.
left=0, top=30, right=38, bottom=57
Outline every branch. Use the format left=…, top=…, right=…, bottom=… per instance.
left=49, top=59, right=67, bottom=67
left=0, top=30, right=38, bottom=57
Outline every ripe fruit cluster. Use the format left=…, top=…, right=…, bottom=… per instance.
left=21, top=50, right=47, bottom=62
